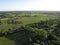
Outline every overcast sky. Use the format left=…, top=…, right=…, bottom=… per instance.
left=0, top=0, right=60, bottom=11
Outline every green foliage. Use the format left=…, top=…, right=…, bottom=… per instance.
left=0, top=12, right=59, bottom=45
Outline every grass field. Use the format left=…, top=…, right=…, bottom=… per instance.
left=0, top=13, right=57, bottom=45
left=0, top=37, right=15, bottom=45
left=0, top=14, right=56, bottom=32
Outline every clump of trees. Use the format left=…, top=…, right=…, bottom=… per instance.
left=0, top=19, right=60, bottom=45
left=0, top=20, right=2, bottom=25
left=7, top=18, right=22, bottom=24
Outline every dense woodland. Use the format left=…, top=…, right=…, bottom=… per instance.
left=0, top=11, right=60, bottom=45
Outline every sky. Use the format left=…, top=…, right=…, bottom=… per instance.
left=0, top=0, right=60, bottom=11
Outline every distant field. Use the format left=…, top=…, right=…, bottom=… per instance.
left=0, top=14, right=56, bottom=32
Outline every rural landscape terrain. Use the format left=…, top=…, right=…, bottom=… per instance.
left=0, top=11, right=60, bottom=45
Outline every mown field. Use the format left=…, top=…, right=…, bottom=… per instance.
left=0, top=12, right=59, bottom=45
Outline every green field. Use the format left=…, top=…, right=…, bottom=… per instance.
left=0, top=12, right=59, bottom=45
left=0, top=13, right=56, bottom=32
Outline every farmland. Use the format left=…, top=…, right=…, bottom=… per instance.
left=0, top=11, right=60, bottom=45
